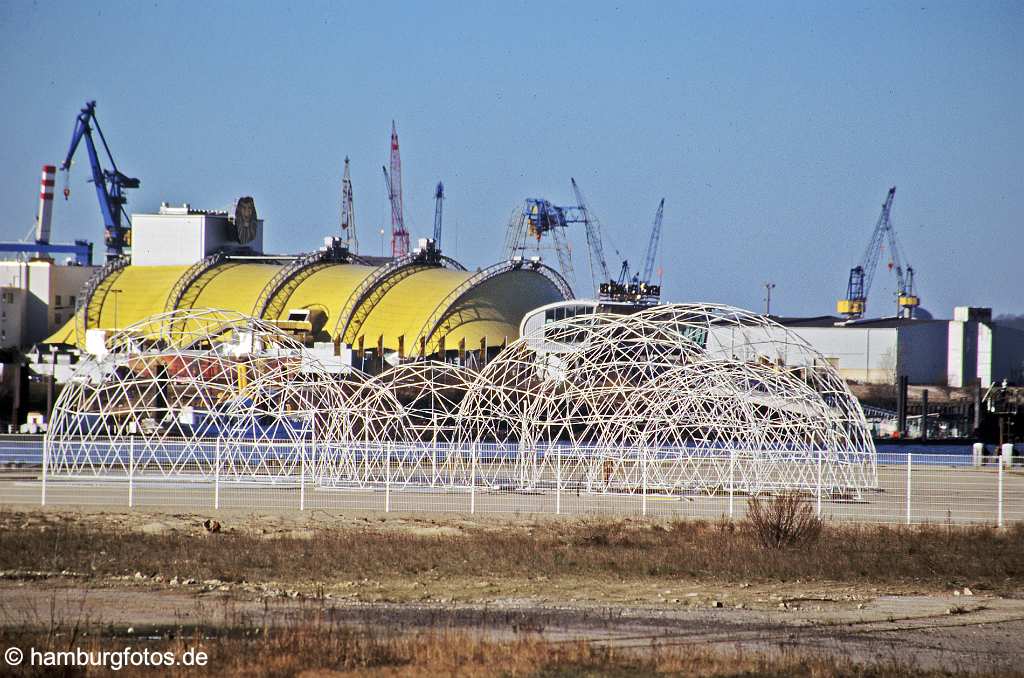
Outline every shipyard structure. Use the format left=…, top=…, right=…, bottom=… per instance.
left=45, top=201, right=572, bottom=367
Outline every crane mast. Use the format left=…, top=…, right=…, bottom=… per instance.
left=388, top=122, right=410, bottom=257
left=60, top=100, right=139, bottom=261
left=433, top=181, right=444, bottom=246
left=340, top=157, right=357, bottom=252
left=641, top=198, right=665, bottom=284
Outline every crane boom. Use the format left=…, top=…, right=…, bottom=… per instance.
left=433, top=181, right=444, bottom=245
left=641, top=198, right=665, bottom=284
left=570, top=177, right=610, bottom=293
left=837, top=186, right=920, bottom=319
left=60, top=100, right=139, bottom=261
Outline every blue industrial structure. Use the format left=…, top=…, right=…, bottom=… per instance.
left=60, top=100, right=139, bottom=261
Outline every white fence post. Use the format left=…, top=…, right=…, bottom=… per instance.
left=299, top=441, right=306, bottom=511
left=555, top=445, right=561, bottom=516
left=998, top=460, right=1004, bottom=528
left=128, top=437, right=135, bottom=508
left=385, top=443, right=391, bottom=513
left=906, top=453, right=913, bottom=526
left=641, top=448, right=648, bottom=518
left=816, top=450, right=823, bottom=518
left=728, top=449, right=735, bottom=519
left=470, top=445, right=476, bottom=514
left=214, top=439, right=220, bottom=510
left=41, top=437, right=48, bottom=506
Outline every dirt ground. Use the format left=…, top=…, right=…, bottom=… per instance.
left=2, top=507, right=1023, bottom=674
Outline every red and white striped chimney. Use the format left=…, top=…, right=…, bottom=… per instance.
left=36, top=165, right=56, bottom=244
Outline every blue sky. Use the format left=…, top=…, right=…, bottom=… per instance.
left=1, top=1, right=1021, bottom=317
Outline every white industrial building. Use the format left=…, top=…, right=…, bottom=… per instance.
left=779, top=307, right=1024, bottom=388
left=131, top=202, right=264, bottom=265
left=0, top=259, right=97, bottom=349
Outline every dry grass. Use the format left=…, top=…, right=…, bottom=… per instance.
left=2, top=619, right=1017, bottom=677
left=745, top=493, right=823, bottom=549
left=1, top=513, right=1022, bottom=592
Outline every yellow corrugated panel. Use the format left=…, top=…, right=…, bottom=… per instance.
left=270, top=263, right=378, bottom=326
left=44, top=317, right=77, bottom=345
left=356, top=268, right=470, bottom=350
left=94, top=266, right=190, bottom=330
left=358, top=267, right=565, bottom=352
left=44, top=265, right=190, bottom=346
left=190, top=263, right=281, bottom=313
left=436, top=268, right=564, bottom=348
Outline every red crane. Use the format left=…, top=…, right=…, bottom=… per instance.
left=388, top=121, right=410, bottom=257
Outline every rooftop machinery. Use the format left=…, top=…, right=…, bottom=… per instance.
left=59, top=100, right=139, bottom=261
left=836, top=186, right=920, bottom=320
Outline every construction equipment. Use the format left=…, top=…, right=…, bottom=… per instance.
left=433, top=181, right=444, bottom=246
left=503, top=198, right=576, bottom=284
left=640, top=198, right=665, bottom=285
left=59, top=100, right=139, bottom=261
left=837, top=187, right=920, bottom=320
left=570, top=178, right=613, bottom=295
left=0, top=165, right=93, bottom=265
left=340, top=157, right=357, bottom=252
left=387, top=122, right=410, bottom=257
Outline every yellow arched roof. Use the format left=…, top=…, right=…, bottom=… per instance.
left=46, top=260, right=567, bottom=352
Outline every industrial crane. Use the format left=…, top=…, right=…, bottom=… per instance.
left=433, top=181, right=444, bottom=246
left=570, top=178, right=613, bottom=295
left=387, top=122, right=410, bottom=257
left=836, top=186, right=920, bottom=320
left=59, top=100, right=139, bottom=261
left=640, top=198, right=665, bottom=285
left=340, top=157, right=357, bottom=252
left=570, top=179, right=660, bottom=305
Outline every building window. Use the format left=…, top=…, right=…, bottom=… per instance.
left=54, top=312, right=62, bottom=325
left=69, top=295, right=76, bottom=307
left=55, top=295, right=62, bottom=307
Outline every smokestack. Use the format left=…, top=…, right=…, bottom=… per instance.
left=35, top=165, right=56, bottom=244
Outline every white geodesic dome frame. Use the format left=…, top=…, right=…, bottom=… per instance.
left=46, top=309, right=353, bottom=480
left=44, top=303, right=877, bottom=499
left=453, top=304, right=877, bottom=495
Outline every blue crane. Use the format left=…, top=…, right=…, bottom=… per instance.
left=433, top=181, right=444, bottom=246
left=60, top=100, right=139, bottom=260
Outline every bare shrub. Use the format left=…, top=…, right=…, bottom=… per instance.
left=744, top=492, right=822, bottom=549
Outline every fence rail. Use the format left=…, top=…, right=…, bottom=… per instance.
left=0, top=437, right=1021, bottom=526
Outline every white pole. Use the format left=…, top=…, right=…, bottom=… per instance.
left=128, top=437, right=134, bottom=508
left=728, top=449, right=735, bottom=519
left=385, top=442, right=391, bottom=513
left=214, top=439, right=221, bottom=510
left=41, top=436, right=48, bottom=506
left=641, top=448, right=648, bottom=518
left=555, top=444, right=561, bottom=516
left=299, top=441, right=306, bottom=511
left=906, top=453, right=912, bottom=526
left=470, top=445, right=476, bottom=514
left=998, top=460, right=1004, bottom=528
left=816, top=450, right=823, bottom=518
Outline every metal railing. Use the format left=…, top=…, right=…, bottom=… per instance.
left=1, top=438, right=1020, bottom=526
